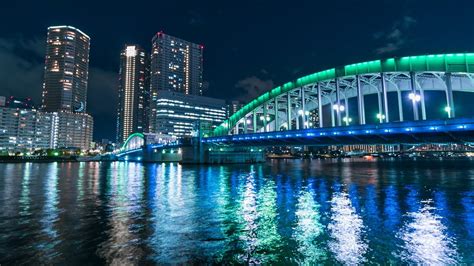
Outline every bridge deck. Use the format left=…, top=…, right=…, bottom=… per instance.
left=204, top=118, right=474, bottom=146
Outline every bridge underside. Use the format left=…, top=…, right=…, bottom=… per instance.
left=204, top=118, right=474, bottom=147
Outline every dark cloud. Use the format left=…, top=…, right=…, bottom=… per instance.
left=235, top=76, right=274, bottom=102
left=0, top=37, right=44, bottom=103
left=374, top=16, right=417, bottom=55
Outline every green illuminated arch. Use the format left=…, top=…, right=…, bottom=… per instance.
left=121, top=132, right=145, bottom=151
left=213, top=53, right=474, bottom=136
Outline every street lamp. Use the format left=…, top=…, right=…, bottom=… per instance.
left=342, top=117, right=352, bottom=125
left=444, top=106, right=452, bottom=118
left=408, top=92, right=421, bottom=102
left=376, top=113, right=386, bottom=123
left=333, top=104, right=345, bottom=112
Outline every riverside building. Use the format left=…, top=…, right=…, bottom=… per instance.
left=152, top=90, right=226, bottom=137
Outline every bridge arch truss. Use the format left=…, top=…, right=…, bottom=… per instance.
left=214, top=53, right=474, bottom=136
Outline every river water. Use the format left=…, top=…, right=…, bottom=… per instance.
left=1, top=159, right=473, bottom=264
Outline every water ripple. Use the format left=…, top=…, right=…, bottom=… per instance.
left=395, top=200, right=459, bottom=265
left=328, top=191, right=368, bottom=265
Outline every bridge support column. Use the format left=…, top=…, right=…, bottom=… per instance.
left=381, top=73, right=389, bottom=123
left=397, top=84, right=404, bottom=122
left=263, top=103, right=268, bottom=132
left=335, top=78, right=342, bottom=126
left=301, top=88, right=306, bottom=128
left=244, top=116, right=248, bottom=133
left=331, top=101, right=335, bottom=127
left=410, top=72, right=420, bottom=121
left=420, top=86, right=427, bottom=120
left=296, top=109, right=300, bottom=130
left=445, top=72, right=456, bottom=118
left=253, top=110, right=257, bottom=133
left=377, top=90, right=383, bottom=123
left=317, top=83, right=323, bottom=128
left=356, top=75, right=365, bottom=125
left=274, top=97, right=279, bottom=131
left=343, top=92, right=349, bottom=125
left=286, top=92, right=292, bottom=130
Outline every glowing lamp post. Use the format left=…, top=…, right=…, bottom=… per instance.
left=408, top=92, right=421, bottom=102
left=444, top=106, right=452, bottom=118
left=342, top=117, right=352, bottom=126
left=376, top=113, right=386, bottom=123
left=333, top=104, right=345, bottom=112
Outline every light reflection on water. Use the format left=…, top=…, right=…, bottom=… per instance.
left=328, top=191, right=368, bottom=265
left=0, top=159, right=473, bottom=264
left=293, top=188, right=325, bottom=264
left=396, top=200, right=459, bottom=265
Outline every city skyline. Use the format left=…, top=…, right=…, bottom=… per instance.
left=2, top=0, right=474, bottom=140
left=2, top=2, right=474, bottom=264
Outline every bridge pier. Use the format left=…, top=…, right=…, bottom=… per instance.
left=181, top=138, right=265, bottom=164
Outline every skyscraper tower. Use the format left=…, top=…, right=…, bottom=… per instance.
left=149, top=32, right=204, bottom=133
left=116, top=45, right=150, bottom=143
left=150, top=32, right=203, bottom=96
left=42, top=25, right=90, bottom=113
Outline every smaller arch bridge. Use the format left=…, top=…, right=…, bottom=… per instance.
left=117, top=133, right=145, bottom=156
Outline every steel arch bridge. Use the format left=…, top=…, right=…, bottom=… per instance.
left=213, top=53, right=474, bottom=137
left=116, top=133, right=145, bottom=156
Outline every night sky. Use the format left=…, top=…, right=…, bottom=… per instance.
left=1, top=0, right=474, bottom=140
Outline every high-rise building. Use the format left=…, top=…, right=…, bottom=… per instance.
left=40, top=26, right=94, bottom=149
left=42, top=25, right=90, bottom=113
left=152, top=90, right=226, bottom=137
left=149, top=32, right=204, bottom=133
left=150, top=32, right=203, bottom=95
left=116, top=45, right=150, bottom=143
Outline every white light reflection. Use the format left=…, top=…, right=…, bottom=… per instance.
left=238, top=171, right=258, bottom=264
left=293, top=188, right=326, bottom=263
left=19, top=163, right=32, bottom=216
left=328, top=191, right=368, bottom=264
left=395, top=200, right=459, bottom=265
left=42, top=163, right=59, bottom=239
